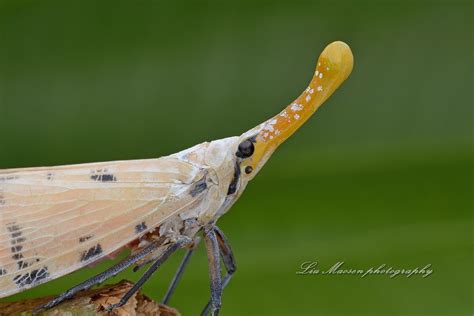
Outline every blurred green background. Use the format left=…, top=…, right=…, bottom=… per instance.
left=0, top=1, right=472, bottom=315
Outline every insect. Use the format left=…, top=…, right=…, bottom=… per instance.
left=0, top=41, right=353, bottom=315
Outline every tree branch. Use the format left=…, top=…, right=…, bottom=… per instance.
left=0, top=280, right=180, bottom=316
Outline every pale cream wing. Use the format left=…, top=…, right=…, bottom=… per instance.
left=0, top=156, right=210, bottom=297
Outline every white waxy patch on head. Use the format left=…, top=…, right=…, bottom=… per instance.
left=294, top=114, right=300, bottom=120
left=264, top=132, right=269, bottom=138
left=274, top=129, right=281, bottom=136
left=269, top=135, right=274, bottom=139
left=290, top=103, right=303, bottom=112
left=315, top=70, right=319, bottom=76
left=309, top=88, right=314, bottom=94
left=280, top=110, right=288, bottom=118
left=319, top=72, right=323, bottom=79
left=317, top=85, right=323, bottom=91
left=305, top=95, right=311, bottom=102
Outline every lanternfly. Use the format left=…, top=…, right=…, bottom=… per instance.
left=0, top=41, right=353, bottom=315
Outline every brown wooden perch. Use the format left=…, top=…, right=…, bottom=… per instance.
left=0, top=280, right=180, bottom=316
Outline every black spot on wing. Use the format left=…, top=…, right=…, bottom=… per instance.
left=79, top=235, right=93, bottom=243
left=17, top=260, right=29, bottom=270
left=0, top=175, right=18, bottom=182
left=11, top=237, right=26, bottom=245
left=12, top=253, right=23, bottom=260
left=190, top=177, right=207, bottom=197
left=13, top=267, right=49, bottom=288
left=5, top=222, right=36, bottom=271
left=11, top=245, right=23, bottom=253
left=0, top=189, right=5, bottom=205
left=80, top=244, right=103, bottom=262
left=135, top=222, right=147, bottom=234
left=8, top=224, right=22, bottom=238
left=0, top=267, right=7, bottom=275
left=91, top=174, right=117, bottom=182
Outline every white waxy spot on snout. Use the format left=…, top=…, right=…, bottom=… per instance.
left=263, top=119, right=277, bottom=132
left=269, top=135, right=274, bottom=139
left=264, top=125, right=274, bottom=132
left=326, top=67, right=330, bottom=71
left=280, top=110, right=288, bottom=118
left=294, top=114, right=300, bottom=120
left=319, top=73, right=323, bottom=79
left=290, top=103, right=303, bottom=111
left=264, top=132, right=269, bottom=137
left=317, top=85, right=323, bottom=91
left=309, top=88, right=314, bottom=94
left=315, top=70, right=319, bottom=76
left=305, top=95, right=311, bottom=102
left=275, top=129, right=281, bottom=136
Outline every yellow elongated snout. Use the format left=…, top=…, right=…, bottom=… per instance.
left=243, top=41, right=354, bottom=175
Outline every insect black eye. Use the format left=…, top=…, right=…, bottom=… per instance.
left=244, top=166, right=253, bottom=174
left=236, top=140, right=254, bottom=158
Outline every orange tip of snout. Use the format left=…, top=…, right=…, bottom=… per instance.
left=319, top=41, right=354, bottom=86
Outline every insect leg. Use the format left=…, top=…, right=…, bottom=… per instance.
left=105, top=235, right=192, bottom=311
left=33, top=236, right=167, bottom=315
left=202, top=225, right=223, bottom=316
left=214, top=226, right=237, bottom=275
left=162, top=236, right=201, bottom=304
left=201, top=226, right=236, bottom=316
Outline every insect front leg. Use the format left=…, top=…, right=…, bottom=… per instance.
left=214, top=226, right=237, bottom=277
left=201, top=226, right=237, bottom=316
left=162, top=236, right=202, bottom=304
left=105, top=235, right=192, bottom=312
